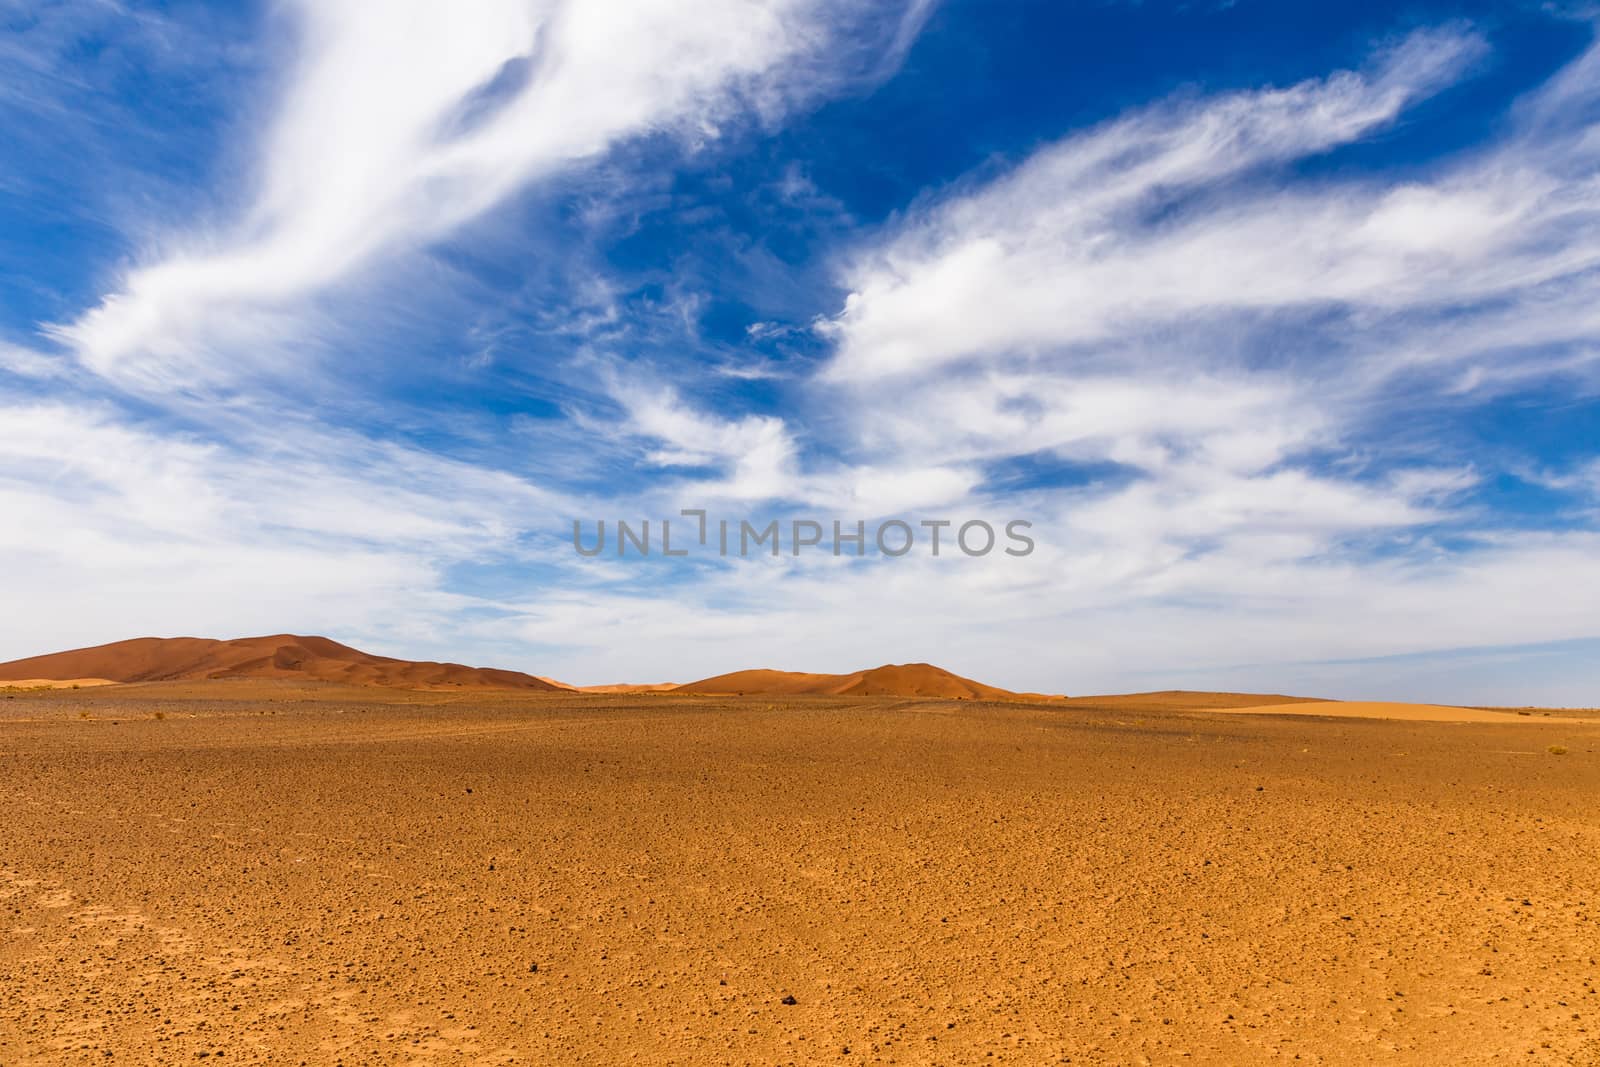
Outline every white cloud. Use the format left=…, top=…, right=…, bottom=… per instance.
left=0, top=400, right=572, bottom=660
left=606, top=379, right=800, bottom=500
left=0, top=342, right=66, bottom=379
left=796, top=24, right=1600, bottom=555
left=51, top=0, right=925, bottom=389
left=821, top=25, right=1600, bottom=423
left=820, top=26, right=1491, bottom=381
left=602, top=373, right=995, bottom=511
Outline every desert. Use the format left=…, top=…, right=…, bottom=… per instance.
left=2, top=644, right=1597, bottom=1065
left=13, top=2, right=1600, bottom=1064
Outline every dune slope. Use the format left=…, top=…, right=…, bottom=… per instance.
left=0, top=635, right=561, bottom=692
left=674, top=662, right=1019, bottom=699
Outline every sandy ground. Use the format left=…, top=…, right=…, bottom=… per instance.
left=0, top=679, right=118, bottom=691
left=2, top=682, right=1598, bottom=1066
left=1210, top=701, right=1600, bottom=724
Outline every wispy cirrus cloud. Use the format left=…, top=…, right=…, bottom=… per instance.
left=50, top=0, right=930, bottom=390
left=0, top=398, right=580, bottom=655
left=807, top=22, right=1600, bottom=519
left=820, top=26, right=1493, bottom=382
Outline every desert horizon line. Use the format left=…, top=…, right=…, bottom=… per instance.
left=0, top=633, right=1049, bottom=700
left=3, top=631, right=1595, bottom=710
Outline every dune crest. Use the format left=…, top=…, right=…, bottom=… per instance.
left=674, top=662, right=1027, bottom=699
left=0, top=635, right=561, bottom=692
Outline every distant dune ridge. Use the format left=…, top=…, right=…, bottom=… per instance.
left=672, top=662, right=1038, bottom=699
left=0, top=635, right=562, bottom=692
left=578, top=683, right=681, bottom=694
left=0, top=639, right=1585, bottom=718
left=0, top=639, right=1039, bottom=699
left=534, top=676, right=679, bottom=695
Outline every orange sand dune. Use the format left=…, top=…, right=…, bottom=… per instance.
left=0, top=635, right=562, bottom=692
left=533, top=675, right=578, bottom=690
left=675, top=662, right=1020, bottom=699
left=533, top=676, right=676, bottom=694
left=577, top=683, right=679, bottom=694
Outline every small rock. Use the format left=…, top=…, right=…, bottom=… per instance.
left=781, top=995, right=798, bottom=1005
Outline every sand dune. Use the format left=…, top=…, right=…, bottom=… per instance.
left=0, top=639, right=1036, bottom=699
left=533, top=675, right=577, bottom=690
left=675, top=662, right=1022, bottom=699
left=575, top=682, right=679, bottom=694
left=5, top=637, right=1580, bottom=716
left=536, top=676, right=679, bottom=694
left=0, top=635, right=562, bottom=692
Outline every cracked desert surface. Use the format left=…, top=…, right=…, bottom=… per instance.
left=2, top=681, right=1597, bottom=1065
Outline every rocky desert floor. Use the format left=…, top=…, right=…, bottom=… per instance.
left=1, top=682, right=1598, bottom=1065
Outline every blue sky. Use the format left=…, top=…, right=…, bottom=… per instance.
left=2, top=0, right=1599, bottom=703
